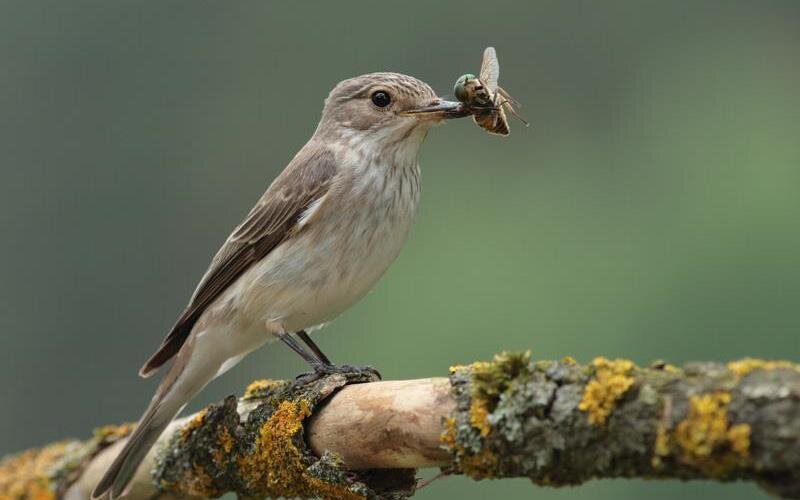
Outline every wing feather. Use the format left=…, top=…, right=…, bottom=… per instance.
left=139, top=144, right=337, bottom=376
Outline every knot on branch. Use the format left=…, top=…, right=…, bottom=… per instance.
left=153, top=367, right=416, bottom=499
left=443, top=353, right=800, bottom=498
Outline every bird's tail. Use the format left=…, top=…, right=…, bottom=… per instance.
left=92, top=342, right=221, bottom=499
left=90, top=397, right=176, bottom=499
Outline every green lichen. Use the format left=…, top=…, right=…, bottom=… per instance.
left=445, top=352, right=535, bottom=479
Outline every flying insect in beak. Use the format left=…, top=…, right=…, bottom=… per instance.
left=454, top=47, right=529, bottom=136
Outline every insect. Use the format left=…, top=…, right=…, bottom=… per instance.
left=454, top=47, right=528, bottom=136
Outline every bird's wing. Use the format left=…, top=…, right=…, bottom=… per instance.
left=479, top=46, right=500, bottom=91
left=139, top=144, right=337, bottom=376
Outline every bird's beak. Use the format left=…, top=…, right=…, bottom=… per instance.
left=403, top=99, right=469, bottom=120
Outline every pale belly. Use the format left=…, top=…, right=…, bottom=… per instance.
left=254, top=213, right=414, bottom=333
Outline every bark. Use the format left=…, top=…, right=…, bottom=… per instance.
left=1, top=354, right=798, bottom=499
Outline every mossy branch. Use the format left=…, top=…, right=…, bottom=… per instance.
left=2, top=355, right=799, bottom=499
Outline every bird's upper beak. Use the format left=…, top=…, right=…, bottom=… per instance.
left=403, top=99, right=469, bottom=120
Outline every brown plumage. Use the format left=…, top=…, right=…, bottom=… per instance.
left=139, top=146, right=337, bottom=376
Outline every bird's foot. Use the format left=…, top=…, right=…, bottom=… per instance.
left=293, top=363, right=381, bottom=387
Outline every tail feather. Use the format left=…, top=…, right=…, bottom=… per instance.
left=94, top=326, right=250, bottom=498
left=91, top=401, right=176, bottom=499
left=92, top=339, right=219, bottom=499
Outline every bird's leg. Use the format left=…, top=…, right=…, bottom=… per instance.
left=278, top=332, right=325, bottom=368
left=287, top=331, right=382, bottom=385
left=296, top=330, right=332, bottom=366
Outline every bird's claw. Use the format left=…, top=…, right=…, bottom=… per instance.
left=293, top=363, right=382, bottom=386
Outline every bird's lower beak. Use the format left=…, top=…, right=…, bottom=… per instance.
left=403, top=100, right=469, bottom=120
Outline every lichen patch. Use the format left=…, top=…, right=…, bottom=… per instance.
left=727, top=358, right=800, bottom=378
left=236, top=399, right=366, bottom=499
left=0, top=442, right=74, bottom=500
left=578, top=357, right=635, bottom=426
left=180, top=408, right=208, bottom=441
left=243, top=378, right=288, bottom=400
left=654, top=391, right=751, bottom=477
left=237, top=399, right=312, bottom=496
left=443, top=352, right=534, bottom=480
left=92, top=423, right=134, bottom=443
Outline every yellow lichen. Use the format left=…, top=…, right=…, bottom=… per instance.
left=662, top=364, right=681, bottom=374
left=578, top=357, right=636, bottom=426
left=440, top=415, right=498, bottom=479
left=236, top=400, right=362, bottom=499
left=180, top=463, right=220, bottom=498
left=92, top=423, right=134, bottom=443
left=0, top=442, right=73, bottom=500
left=458, top=447, right=499, bottom=479
left=243, top=379, right=286, bottom=399
left=180, top=408, right=208, bottom=441
left=237, top=400, right=309, bottom=495
left=727, top=423, right=751, bottom=457
left=212, top=427, right=235, bottom=469
left=469, top=399, right=492, bottom=438
left=651, top=423, right=671, bottom=469
left=451, top=352, right=534, bottom=439
left=727, top=358, right=800, bottom=378
left=443, top=353, right=532, bottom=479
left=440, top=417, right=458, bottom=451
left=561, top=356, right=577, bottom=365
left=668, top=392, right=751, bottom=477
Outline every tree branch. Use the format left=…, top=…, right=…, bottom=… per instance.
left=2, top=354, right=799, bottom=499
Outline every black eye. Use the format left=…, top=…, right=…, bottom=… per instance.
left=371, top=91, right=391, bottom=108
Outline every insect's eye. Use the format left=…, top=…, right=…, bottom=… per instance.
left=370, top=91, right=391, bottom=108
left=454, top=74, right=476, bottom=103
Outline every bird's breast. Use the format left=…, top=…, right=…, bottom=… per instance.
left=240, top=161, right=421, bottom=332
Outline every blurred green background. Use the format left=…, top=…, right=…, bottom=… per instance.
left=1, top=1, right=798, bottom=499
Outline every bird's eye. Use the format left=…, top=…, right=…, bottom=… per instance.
left=370, top=91, right=391, bottom=108
left=454, top=74, right=476, bottom=103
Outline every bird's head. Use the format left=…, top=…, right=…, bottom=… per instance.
left=314, top=73, right=465, bottom=153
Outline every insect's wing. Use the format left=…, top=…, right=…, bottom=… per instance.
left=479, top=46, right=500, bottom=91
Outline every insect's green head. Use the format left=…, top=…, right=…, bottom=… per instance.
left=453, top=73, right=477, bottom=103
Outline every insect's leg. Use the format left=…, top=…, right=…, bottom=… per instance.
left=495, top=97, right=529, bottom=126
left=505, top=103, right=529, bottom=126
left=497, top=86, right=520, bottom=107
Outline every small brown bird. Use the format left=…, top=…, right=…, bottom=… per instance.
left=91, top=73, right=466, bottom=499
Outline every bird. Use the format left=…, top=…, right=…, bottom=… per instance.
left=91, top=72, right=467, bottom=499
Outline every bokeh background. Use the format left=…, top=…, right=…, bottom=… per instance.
left=1, top=1, right=799, bottom=499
